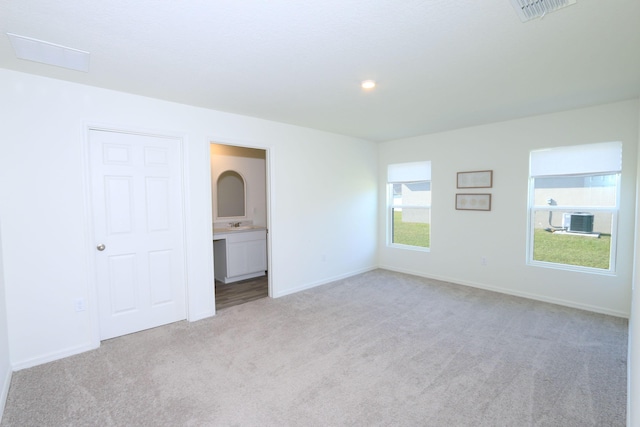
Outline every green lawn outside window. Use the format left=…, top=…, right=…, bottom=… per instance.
left=533, top=229, right=611, bottom=269
left=392, top=211, right=430, bottom=248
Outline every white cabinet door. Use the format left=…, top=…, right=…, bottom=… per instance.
left=245, top=239, right=267, bottom=273
left=89, top=129, right=186, bottom=340
left=226, top=241, right=247, bottom=278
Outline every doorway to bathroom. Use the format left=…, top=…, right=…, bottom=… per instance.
left=210, top=143, right=270, bottom=310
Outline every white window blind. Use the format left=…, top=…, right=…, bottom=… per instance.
left=388, top=161, right=431, bottom=183
left=530, top=141, right=622, bottom=177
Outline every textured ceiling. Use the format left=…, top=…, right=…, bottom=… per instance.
left=1, top=0, right=639, bottom=142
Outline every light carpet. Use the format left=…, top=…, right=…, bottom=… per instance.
left=1, top=269, right=628, bottom=426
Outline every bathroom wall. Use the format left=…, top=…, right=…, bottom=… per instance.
left=210, top=144, right=267, bottom=227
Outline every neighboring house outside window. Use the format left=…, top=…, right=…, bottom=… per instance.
left=528, top=142, right=621, bottom=272
left=387, top=161, right=431, bottom=250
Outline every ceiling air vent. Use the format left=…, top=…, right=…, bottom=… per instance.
left=7, top=33, right=90, bottom=72
left=510, top=0, right=577, bottom=22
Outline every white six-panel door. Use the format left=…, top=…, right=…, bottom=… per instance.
left=89, top=129, right=186, bottom=340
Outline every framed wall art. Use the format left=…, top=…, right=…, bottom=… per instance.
left=457, top=170, right=493, bottom=189
left=455, top=193, right=491, bottom=211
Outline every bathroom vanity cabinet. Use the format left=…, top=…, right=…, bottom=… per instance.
left=213, top=228, right=267, bottom=284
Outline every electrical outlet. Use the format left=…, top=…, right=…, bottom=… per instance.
left=481, top=257, right=487, bottom=266
left=75, top=298, right=86, bottom=312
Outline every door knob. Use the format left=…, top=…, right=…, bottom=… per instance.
left=96, top=244, right=106, bottom=251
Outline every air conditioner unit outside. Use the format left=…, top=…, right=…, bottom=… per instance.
left=562, top=212, right=594, bottom=233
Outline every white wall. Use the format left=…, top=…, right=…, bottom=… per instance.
left=379, top=100, right=639, bottom=317
left=210, top=144, right=267, bottom=228
left=0, top=217, right=12, bottom=420
left=0, top=69, right=378, bottom=369
left=629, top=104, right=640, bottom=426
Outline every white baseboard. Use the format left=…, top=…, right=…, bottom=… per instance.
left=273, top=266, right=377, bottom=298
left=0, top=367, right=11, bottom=424
left=378, top=265, right=630, bottom=319
left=11, top=342, right=98, bottom=372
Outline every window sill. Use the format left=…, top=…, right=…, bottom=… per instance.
left=527, top=260, right=615, bottom=276
left=388, top=243, right=430, bottom=253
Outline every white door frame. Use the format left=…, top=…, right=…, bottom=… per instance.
left=208, top=137, right=274, bottom=301
left=83, top=124, right=193, bottom=347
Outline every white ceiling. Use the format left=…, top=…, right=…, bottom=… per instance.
left=1, top=0, right=639, bottom=142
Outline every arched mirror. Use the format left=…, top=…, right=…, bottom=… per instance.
left=216, top=170, right=246, bottom=218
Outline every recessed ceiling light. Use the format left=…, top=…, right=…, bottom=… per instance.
left=7, top=33, right=90, bottom=72
left=361, top=80, right=376, bottom=90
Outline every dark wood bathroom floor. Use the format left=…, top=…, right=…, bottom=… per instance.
left=215, top=274, right=268, bottom=310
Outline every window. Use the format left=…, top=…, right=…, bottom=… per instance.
left=528, top=142, right=622, bottom=272
left=387, top=161, right=431, bottom=249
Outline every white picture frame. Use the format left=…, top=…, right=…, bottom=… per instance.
left=457, top=170, right=493, bottom=189
left=456, top=193, right=492, bottom=211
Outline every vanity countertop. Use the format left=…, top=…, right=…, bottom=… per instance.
left=213, top=226, right=267, bottom=238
